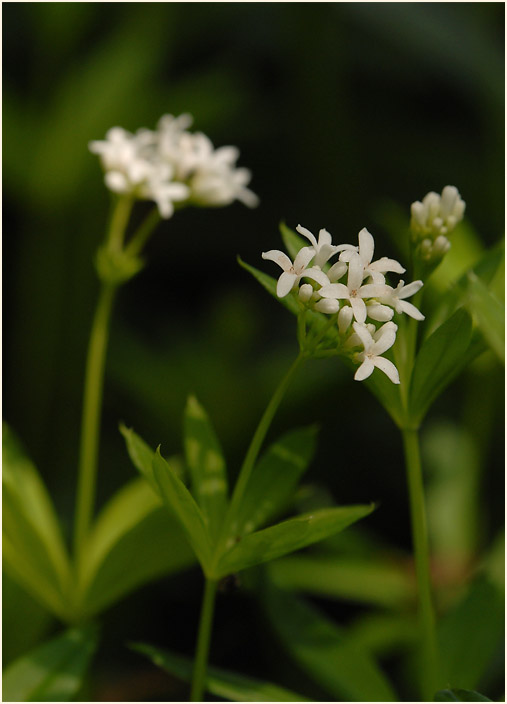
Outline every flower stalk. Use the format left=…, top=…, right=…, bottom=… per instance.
left=190, top=578, right=219, bottom=702
left=402, top=428, right=440, bottom=700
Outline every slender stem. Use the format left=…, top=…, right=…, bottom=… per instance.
left=402, top=428, right=440, bottom=700
left=108, top=195, right=134, bottom=252
left=73, top=196, right=133, bottom=567
left=125, top=207, right=161, bottom=258
left=73, top=282, right=117, bottom=563
left=227, top=352, right=305, bottom=525
left=190, top=578, right=218, bottom=702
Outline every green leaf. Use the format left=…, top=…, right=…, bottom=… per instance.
left=2, top=425, right=71, bottom=620
left=409, top=309, right=473, bottom=424
left=438, top=577, right=504, bottom=692
left=363, top=358, right=405, bottom=427
left=263, top=582, right=397, bottom=701
left=2, top=624, right=99, bottom=702
left=279, top=221, right=307, bottom=260
left=131, top=642, right=311, bottom=702
left=465, top=272, right=504, bottom=362
left=152, top=448, right=213, bottom=573
left=267, top=553, right=414, bottom=608
left=434, top=689, right=492, bottom=702
left=238, top=257, right=340, bottom=345
left=184, top=396, right=228, bottom=541
left=78, top=478, right=195, bottom=617
left=2, top=571, right=53, bottom=667
left=230, top=426, right=318, bottom=538
left=238, top=256, right=301, bottom=316
left=216, top=504, right=374, bottom=577
left=120, top=424, right=159, bottom=492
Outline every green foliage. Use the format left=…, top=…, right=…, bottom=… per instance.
left=267, top=553, right=414, bottom=608
left=2, top=425, right=72, bottom=621
left=465, top=272, right=504, bottom=362
left=184, top=395, right=229, bottom=541
left=216, top=505, right=374, bottom=577
left=123, top=419, right=373, bottom=581
left=131, top=642, right=311, bottom=701
left=434, top=690, right=492, bottom=702
left=262, top=580, right=397, bottom=702
left=78, top=478, right=195, bottom=617
left=152, top=448, right=215, bottom=573
left=2, top=625, right=98, bottom=702
left=228, top=425, right=318, bottom=537
left=409, top=309, right=474, bottom=426
left=437, top=578, right=504, bottom=692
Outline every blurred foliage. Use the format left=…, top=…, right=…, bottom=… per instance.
left=3, top=3, right=504, bottom=701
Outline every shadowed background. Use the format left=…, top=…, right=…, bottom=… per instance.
left=3, top=3, right=504, bottom=701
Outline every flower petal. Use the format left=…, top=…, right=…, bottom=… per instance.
left=398, top=280, right=423, bottom=299
left=354, top=358, right=375, bottom=381
left=319, top=283, right=349, bottom=299
left=399, top=300, right=425, bottom=320
left=373, top=356, right=400, bottom=384
left=366, top=304, right=394, bottom=322
left=350, top=296, right=367, bottom=323
left=372, top=326, right=397, bottom=355
left=296, top=225, right=317, bottom=248
left=358, top=228, right=375, bottom=265
left=347, top=254, right=364, bottom=290
left=352, top=321, right=374, bottom=350
left=294, top=246, right=316, bottom=272
left=262, top=250, right=293, bottom=272
left=277, top=272, right=297, bottom=298
left=369, top=257, right=405, bottom=275
left=303, top=267, right=331, bottom=288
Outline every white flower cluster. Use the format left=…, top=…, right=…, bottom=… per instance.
left=89, top=114, right=259, bottom=218
left=410, top=185, right=465, bottom=261
left=263, top=226, right=425, bottom=384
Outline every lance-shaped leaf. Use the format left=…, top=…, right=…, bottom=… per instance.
left=267, top=553, right=414, bottom=608
left=216, top=504, right=374, bottom=577
left=78, top=478, right=195, bottom=617
left=2, top=424, right=71, bottom=619
left=152, top=448, right=213, bottom=573
left=184, top=396, right=228, bottom=541
left=228, top=425, right=318, bottom=539
left=120, top=424, right=159, bottom=492
left=434, top=690, right=492, bottom=702
left=409, top=308, right=473, bottom=425
left=2, top=624, right=99, bottom=702
left=131, top=642, right=311, bottom=702
left=465, top=271, right=504, bottom=362
left=263, top=581, right=396, bottom=701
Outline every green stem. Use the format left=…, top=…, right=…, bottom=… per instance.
left=402, top=427, right=439, bottom=700
left=190, top=578, right=218, bottom=702
left=125, top=207, right=161, bottom=257
left=73, top=195, right=133, bottom=569
left=108, top=195, right=134, bottom=252
left=226, top=352, right=306, bottom=524
left=73, top=282, right=117, bottom=563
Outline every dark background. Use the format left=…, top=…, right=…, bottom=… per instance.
left=3, top=3, right=504, bottom=700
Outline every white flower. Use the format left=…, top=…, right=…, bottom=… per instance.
left=352, top=321, right=400, bottom=384
left=90, top=113, right=258, bottom=216
left=340, top=228, right=405, bottom=284
left=379, top=280, right=425, bottom=320
left=262, top=248, right=329, bottom=298
left=296, top=225, right=356, bottom=269
left=89, top=125, right=189, bottom=217
left=319, top=253, right=391, bottom=324
left=411, top=185, right=465, bottom=239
